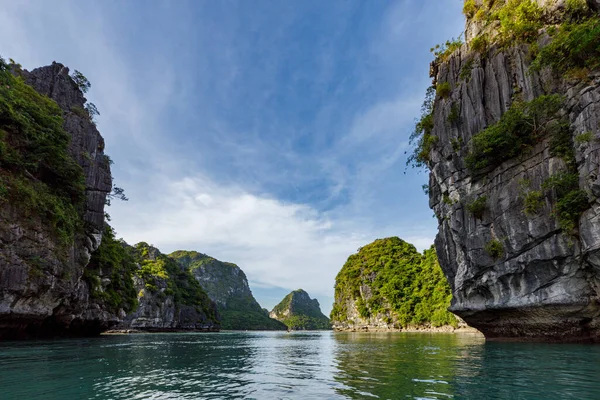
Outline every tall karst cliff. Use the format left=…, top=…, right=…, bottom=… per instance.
left=330, top=238, right=458, bottom=331
left=0, top=61, right=116, bottom=338
left=416, top=0, right=600, bottom=341
left=170, top=251, right=287, bottom=330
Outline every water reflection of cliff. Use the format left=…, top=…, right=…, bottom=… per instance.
left=332, top=332, right=484, bottom=399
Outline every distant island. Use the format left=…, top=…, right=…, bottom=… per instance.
left=270, top=289, right=331, bottom=330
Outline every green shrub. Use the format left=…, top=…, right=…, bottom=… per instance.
left=465, top=95, right=564, bottom=173
left=497, top=0, right=544, bottom=43
left=553, top=189, right=589, bottom=232
left=436, top=82, right=452, bottom=98
left=485, top=239, right=504, bottom=260
left=448, top=103, right=461, bottom=125
left=531, top=17, right=600, bottom=75
left=470, top=35, right=488, bottom=53
left=575, top=131, right=594, bottom=144
left=548, top=121, right=576, bottom=167
left=565, top=0, right=591, bottom=21
left=451, top=137, right=463, bottom=152
left=463, top=0, right=479, bottom=17
left=543, top=172, right=589, bottom=232
left=431, top=37, right=464, bottom=62
left=523, top=190, right=543, bottom=215
left=467, top=195, right=488, bottom=219
left=460, top=58, right=475, bottom=81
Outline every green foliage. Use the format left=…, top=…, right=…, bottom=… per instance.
left=331, top=238, right=457, bottom=329
left=531, top=17, right=600, bottom=75
left=134, top=243, right=219, bottom=323
left=170, top=250, right=286, bottom=330
left=565, top=0, right=592, bottom=21
left=548, top=121, right=576, bottom=167
left=448, top=103, right=461, bottom=126
left=542, top=172, right=589, bottom=232
left=575, top=131, right=594, bottom=144
left=70, top=70, right=91, bottom=93
left=431, top=37, right=464, bottom=62
left=467, top=195, right=488, bottom=219
left=470, top=35, right=488, bottom=53
left=436, top=82, right=452, bottom=99
left=407, top=86, right=436, bottom=169
left=463, top=0, right=478, bottom=17
left=524, top=190, right=543, bottom=215
left=465, top=95, right=564, bottom=173
left=0, top=61, right=85, bottom=245
left=485, top=239, right=504, bottom=260
left=85, top=225, right=138, bottom=313
left=460, top=58, right=475, bottom=81
left=496, top=0, right=544, bottom=43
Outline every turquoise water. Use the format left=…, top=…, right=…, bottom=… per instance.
left=1, top=331, right=599, bottom=399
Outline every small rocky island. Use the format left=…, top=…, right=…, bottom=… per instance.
left=330, top=237, right=460, bottom=332
left=270, top=289, right=331, bottom=330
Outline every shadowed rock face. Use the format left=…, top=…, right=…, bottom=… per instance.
left=428, top=8, right=600, bottom=342
left=0, top=63, right=114, bottom=339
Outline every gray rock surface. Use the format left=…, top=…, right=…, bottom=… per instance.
left=0, top=63, right=114, bottom=338
left=119, top=246, right=220, bottom=332
left=428, top=17, right=600, bottom=342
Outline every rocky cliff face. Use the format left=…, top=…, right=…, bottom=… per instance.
left=330, top=238, right=458, bottom=331
left=0, top=62, right=115, bottom=338
left=270, top=289, right=330, bottom=330
left=170, top=251, right=286, bottom=330
left=120, top=245, right=220, bottom=331
left=425, top=1, right=600, bottom=341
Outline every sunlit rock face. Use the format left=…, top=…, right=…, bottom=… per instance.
left=427, top=6, right=600, bottom=342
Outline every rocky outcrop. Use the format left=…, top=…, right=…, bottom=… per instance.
left=270, top=289, right=331, bottom=330
left=170, top=251, right=286, bottom=330
left=426, top=3, right=600, bottom=341
left=0, top=62, right=115, bottom=339
left=330, top=238, right=458, bottom=331
left=120, top=245, right=220, bottom=331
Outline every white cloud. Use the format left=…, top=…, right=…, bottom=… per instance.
left=110, top=174, right=369, bottom=303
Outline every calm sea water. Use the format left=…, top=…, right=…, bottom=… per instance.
left=1, top=331, right=599, bottom=399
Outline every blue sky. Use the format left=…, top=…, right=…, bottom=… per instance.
left=0, top=0, right=464, bottom=315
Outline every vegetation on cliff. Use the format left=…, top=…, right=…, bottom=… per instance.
left=84, top=225, right=138, bottom=313
left=331, top=238, right=456, bottom=328
left=0, top=57, right=85, bottom=246
left=271, top=289, right=331, bottom=330
left=170, top=250, right=285, bottom=330
left=135, top=244, right=219, bottom=323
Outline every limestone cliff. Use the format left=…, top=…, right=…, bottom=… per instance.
left=120, top=245, right=220, bottom=331
left=170, top=251, right=286, bottom=330
left=270, top=289, right=331, bottom=330
left=420, top=0, right=600, bottom=341
left=331, top=238, right=458, bottom=331
left=0, top=61, right=115, bottom=338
